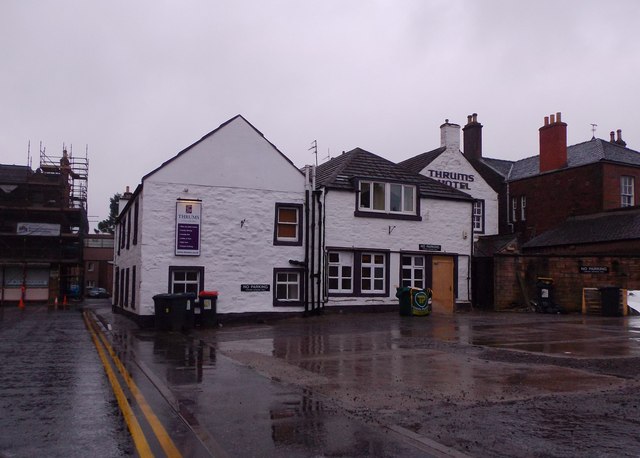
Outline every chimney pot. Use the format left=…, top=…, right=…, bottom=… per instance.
left=544, top=116, right=549, bottom=126
left=556, top=112, right=561, bottom=123
left=467, top=115, right=472, bottom=124
left=472, top=113, right=478, bottom=123
left=610, top=131, right=616, bottom=142
left=550, top=114, right=556, bottom=124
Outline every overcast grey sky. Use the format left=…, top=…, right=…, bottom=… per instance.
left=2, top=1, right=639, bottom=229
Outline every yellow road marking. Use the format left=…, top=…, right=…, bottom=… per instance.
left=83, top=312, right=154, bottom=458
left=91, top=317, right=183, bottom=458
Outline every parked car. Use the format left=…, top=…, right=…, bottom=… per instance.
left=87, top=287, right=110, bottom=298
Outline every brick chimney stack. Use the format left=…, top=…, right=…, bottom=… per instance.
left=463, top=113, right=483, bottom=160
left=539, top=112, right=567, bottom=173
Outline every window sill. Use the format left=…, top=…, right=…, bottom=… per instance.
left=274, top=239, right=303, bottom=246
left=328, top=292, right=388, bottom=297
left=273, top=300, right=304, bottom=307
left=354, top=210, right=422, bottom=221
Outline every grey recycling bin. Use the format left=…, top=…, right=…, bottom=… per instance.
left=196, top=291, right=218, bottom=327
left=600, top=287, right=622, bottom=316
left=153, top=293, right=196, bottom=331
left=396, top=287, right=412, bottom=316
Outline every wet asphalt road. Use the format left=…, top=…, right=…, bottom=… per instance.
left=0, top=303, right=134, bottom=457
left=2, top=301, right=640, bottom=457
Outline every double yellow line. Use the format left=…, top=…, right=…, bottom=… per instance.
left=83, top=310, right=182, bottom=458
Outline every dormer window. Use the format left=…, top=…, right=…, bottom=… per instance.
left=358, top=181, right=417, bottom=217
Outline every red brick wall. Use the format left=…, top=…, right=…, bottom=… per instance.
left=602, top=163, right=640, bottom=209
left=494, top=254, right=640, bottom=312
left=508, top=162, right=640, bottom=241
left=510, top=163, right=603, bottom=239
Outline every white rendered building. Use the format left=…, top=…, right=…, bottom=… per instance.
left=113, top=115, right=320, bottom=324
left=316, top=148, right=474, bottom=312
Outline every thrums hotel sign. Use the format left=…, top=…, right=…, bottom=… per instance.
left=426, top=170, right=474, bottom=190
left=175, top=199, right=202, bottom=256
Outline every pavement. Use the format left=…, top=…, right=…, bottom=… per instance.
left=96, top=304, right=640, bottom=457
left=3, top=302, right=640, bottom=457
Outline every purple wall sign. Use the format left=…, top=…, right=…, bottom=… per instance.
left=175, top=200, right=202, bottom=256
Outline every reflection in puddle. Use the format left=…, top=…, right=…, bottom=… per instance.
left=270, top=389, right=326, bottom=447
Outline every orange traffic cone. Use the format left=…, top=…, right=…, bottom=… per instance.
left=18, top=297, right=25, bottom=309
left=54, top=297, right=59, bottom=308
left=63, top=295, right=68, bottom=306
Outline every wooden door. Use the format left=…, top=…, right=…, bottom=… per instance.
left=432, top=256, right=454, bottom=313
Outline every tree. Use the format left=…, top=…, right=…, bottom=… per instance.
left=97, top=193, right=121, bottom=234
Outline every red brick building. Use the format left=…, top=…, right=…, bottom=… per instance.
left=481, top=113, right=640, bottom=312
left=83, top=234, right=114, bottom=295
left=507, top=113, right=640, bottom=241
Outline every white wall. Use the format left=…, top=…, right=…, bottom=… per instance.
left=147, top=116, right=305, bottom=193
left=122, top=116, right=308, bottom=316
left=323, top=189, right=472, bottom=306
left=113, top=193, right=143, bottom=311
left=136, top=182, right=305, bottom=315
left=419, top=150, right=499, bottom=238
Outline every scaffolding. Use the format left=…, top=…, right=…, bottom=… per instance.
left=38, top=143, right=89, bottom=212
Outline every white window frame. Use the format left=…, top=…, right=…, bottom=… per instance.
left=621, top=176, right=635, bottom=207
left=359, top=181, right=416, bottom=215
left=401, top=255, right=425, bottom=289
left=511, top=197, right=517, bottom=223
left=328, top=251, right=353, bottom=293
left=520, top=195, right=527, bottom=221
left=361, top=252, right=386, bottom=293
left=170, top=269, right=200, bottom=294
left=275, top=205, right=301, bottom=243
left=275, top=271, right=301, bottom=302
left=472, top=200, right=484, bottom=233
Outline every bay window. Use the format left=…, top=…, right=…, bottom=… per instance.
left=358, top=180, right=418, bottom=217
left=326, top=250, right=389, bottom=296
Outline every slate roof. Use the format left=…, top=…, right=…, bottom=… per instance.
left=316, top=148, right=472, bottom=201
left=509, top=138, right=640, bottom=181
left=0, top=165, right=32, bottom=183
left=480, top=157, right=514, bottom=177
left=396, top=147, right=445, bottom=173
left=398, top=147, right=506, bottom=192
left=523, top=208, right=640, bottom=249
left=399, top=137, right=640, bottom=186
left=474, top=234, right=519, bottom=257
